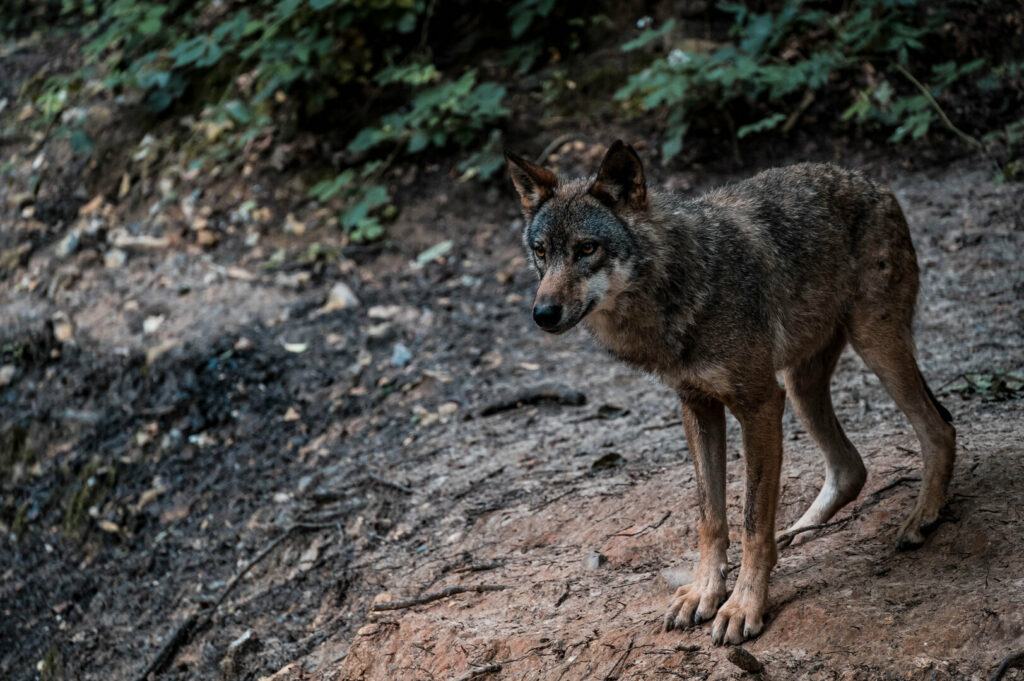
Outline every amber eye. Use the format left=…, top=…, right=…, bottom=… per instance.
left=579, top=242, right=597, bottom=256
left=534, top=246, right=546, bottom=259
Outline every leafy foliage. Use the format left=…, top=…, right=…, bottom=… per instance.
left=616, top=1, right=1022, bottom=163
left=7, top=0, right=596, bottom=240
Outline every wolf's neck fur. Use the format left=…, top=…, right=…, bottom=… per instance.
left=583, top=191, right=711, bottom=379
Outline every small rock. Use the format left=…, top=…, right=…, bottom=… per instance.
left=195, top=229, right=218, bottom=246
left=391, top=343, right=412, bottom=367
left=318, top=281, right=360, bottom=314
left=283, top=406, right=300, bottom=422
left=437, top=401, right=459, bottom=417
left=727, top=647, right=764, bottom=674
left=220, top=629, right=260, bottom=678
left=0, top=365, right=16, bottom=386
left=103, top=248, right=126, bottom=268
left=387, top=522, right=414, bottom=541
left=54, top=229, right=80, bottom=259
left=372, top=591, right=393, bottom=607
left=582, top=552, right=607, bottom=570
left=143, top=315, right=165, bottom=335
left=283, top=213, right=306, bottom=235
left=234, top=337, right=253, bottom=351
left=51, top=312, right=74, bottom=343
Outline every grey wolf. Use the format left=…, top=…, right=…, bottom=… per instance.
left=504, top=141, right=956, bottom=644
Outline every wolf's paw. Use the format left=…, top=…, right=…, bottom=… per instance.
left=710, top=589, right=768, bottom=645
left=895, top=503, right=943, bottom=550
left=664, top=579, right=726, bottom=631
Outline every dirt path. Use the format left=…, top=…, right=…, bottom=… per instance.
left=2, top=155, right=1022, bottom=681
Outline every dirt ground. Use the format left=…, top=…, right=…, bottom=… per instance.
left=2, top=137, right=1023, bottom=681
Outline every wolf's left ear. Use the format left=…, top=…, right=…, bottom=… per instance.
left=589, top=140, right=647, bottom=211
left=505, top=151, right=559, bottom=217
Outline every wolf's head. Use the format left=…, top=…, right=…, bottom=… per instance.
left=505, top=140, right=647, bottom=334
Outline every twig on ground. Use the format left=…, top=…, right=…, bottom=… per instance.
left=607, top=511, right=672, bottom=539
left=133, top=612, right=202, bottom=681
left=479, top=383, right=586, bottom=417
left=603, top=637, right=636, bottom=680
left=459, top=663, right=502, bottom=680
left=452, top=561, right=503, bottom=573
left=535, top=133, right=580, bottom=164
left=775, top=517, right=852, bottom=547
left=774, top=473, right=919, bottom=550
left=990, top=650, right=1024, bottom=681
left=367, top=471, right=415, bottom=495
left=370, top=584, right=509, bottom=612
left=641, top=421, right=681, bottom=431
left=133, top=522, right=326, bottom=681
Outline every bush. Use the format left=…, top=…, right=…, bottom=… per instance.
left=7, top=0, right=601, bottom=240
left=615, top=0, right=1024, bottom=168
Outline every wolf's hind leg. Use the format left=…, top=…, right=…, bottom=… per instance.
left=665, top=399, right=728, bottom=631
left=780, top=330, right=866, bottom=546
left=849, top=324, right=955, bottom=549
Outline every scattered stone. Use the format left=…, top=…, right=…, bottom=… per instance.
left=195, top=229, right=218, bottom=246
left=234, top=337, right=253, bottom=351
left=582, top=552, right=607, bottom=570
left=54, top=229, right=80, bottom=259
left=283, top=406, right=301, bottom=422
left=226, top=266, right=255, bottom=281
left=727, top=647, right=764, bottom=674
left=317, top=281, right=360, bottom=315
left=391, top=343, right=412, bottom=367
left=143, top=315, right=165, bottom=335
left=51, top=312, right=74, bottom=343
left=103, top=249, right=126, bottom=268
left=0, top=365, right=16, bottom=387
left=283, top=212, right=306, bottom=235
left=437, top=401, right=459, bottom=418
left=387, top=522, right=414, bottom=541
left=220, top=629, right=260, bottom=678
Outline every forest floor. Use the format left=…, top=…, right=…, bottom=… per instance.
left=2, top=55, right=1024, bottom=681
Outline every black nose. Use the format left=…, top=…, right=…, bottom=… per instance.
left=533, top=302, right=562, bottom=329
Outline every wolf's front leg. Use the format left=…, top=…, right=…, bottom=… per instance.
left=665, top=399, right=729, bottom=630
left=711, top=384, right=785, bottom=645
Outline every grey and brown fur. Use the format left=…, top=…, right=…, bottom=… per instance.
left=505, top=141, right=956, bottom=645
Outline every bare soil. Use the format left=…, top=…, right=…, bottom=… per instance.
left=2, top=144, right=1022, bottom=681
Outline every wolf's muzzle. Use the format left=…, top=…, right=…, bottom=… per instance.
left=532, top=302, right=563, bottom=330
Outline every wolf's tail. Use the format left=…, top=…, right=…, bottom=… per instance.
left=919, top=369, right=953, bottom=423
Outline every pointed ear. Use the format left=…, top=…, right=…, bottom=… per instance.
left=505, top=151, right=558, bottom=216
left=589, top=140, right=647, bottom=211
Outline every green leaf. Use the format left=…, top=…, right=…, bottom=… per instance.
left=416, top=240, right=453, bottom=264
left=225, top=100, right=251, bottom=124
left=737, top=112, right=786, bottom=138
left=621, top=18, right=675, bottom=52
left=69, top=129, right=94, bottom=156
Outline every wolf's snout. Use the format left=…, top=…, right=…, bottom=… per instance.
left=532, top=302, right=563, bottom=330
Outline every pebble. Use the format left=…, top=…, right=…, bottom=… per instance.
left=0, top=364, right=16, bottom=386
left=321, top=281, right=360, bottom=312
left=391, top=343, right=412, bottom=367
left=581, top=552, right=607, bottom=570
left=103, top=248, right=127, bottom=268
left=54, top=229, right=80, bottom=259
left=727, top=647, right=764, bottom=673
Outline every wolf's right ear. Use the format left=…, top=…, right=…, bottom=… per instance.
left=590, top=140, right=647, bottom=211
left=505, top=151, right=558, bottom=217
